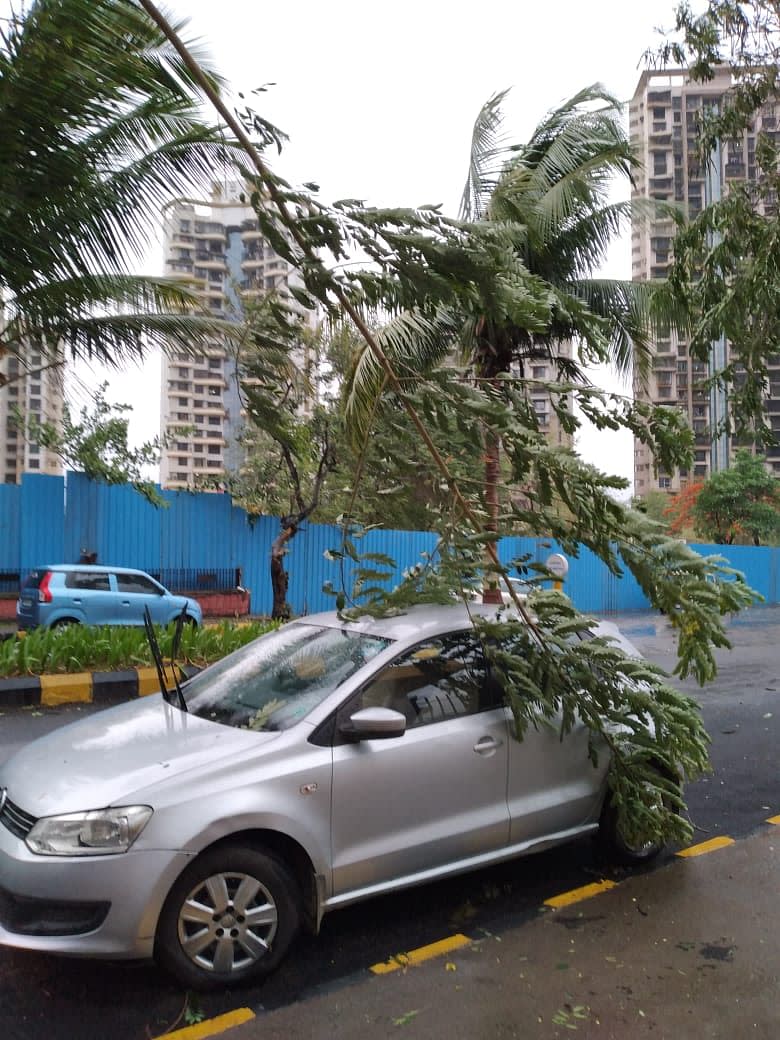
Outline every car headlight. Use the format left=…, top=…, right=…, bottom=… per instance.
left=26, top=806, right=153, bottom=856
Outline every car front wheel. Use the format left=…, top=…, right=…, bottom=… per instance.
left=154, top=845, right=301, bottom=990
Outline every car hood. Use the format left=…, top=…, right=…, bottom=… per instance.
left=1, top=696, right=273, bottom=818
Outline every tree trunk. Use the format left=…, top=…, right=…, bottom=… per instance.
left=270, top=523, right=296, bottom=620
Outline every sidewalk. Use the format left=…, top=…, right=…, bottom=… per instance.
left=226, top=826, right=780, bottom=1040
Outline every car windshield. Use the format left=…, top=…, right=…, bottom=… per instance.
left=184, top=622, right=391, bottom=731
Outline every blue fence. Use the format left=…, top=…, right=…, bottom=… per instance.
left=0, top=472, right=776, bottom=615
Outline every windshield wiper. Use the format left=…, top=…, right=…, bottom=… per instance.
left=143, top=606, right=188, bottom=712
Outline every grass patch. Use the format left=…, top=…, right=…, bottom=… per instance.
left=0, top=620, right=280, bottom=678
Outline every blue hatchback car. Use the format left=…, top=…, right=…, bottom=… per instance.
left=16, top=566, right=202, bottom=630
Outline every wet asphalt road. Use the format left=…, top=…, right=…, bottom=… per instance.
left=1, top=608, right=779, bottom=1040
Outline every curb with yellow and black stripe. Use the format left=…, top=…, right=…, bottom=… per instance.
left=0, top=665, right=199, bottom=708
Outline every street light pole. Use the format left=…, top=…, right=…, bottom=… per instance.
left=703, top=134, right=729, bottom=474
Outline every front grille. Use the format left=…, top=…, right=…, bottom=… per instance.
left=0, top=797, right=37, bottom=840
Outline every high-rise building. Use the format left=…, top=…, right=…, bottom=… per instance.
left=630, top=67, right=780, bottom=496
left=0, top=345, right=64, bottom=484
left=159, top=183, right=316, bottom=489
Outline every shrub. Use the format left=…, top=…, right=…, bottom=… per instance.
left=0, top=620, right=280, bottom=679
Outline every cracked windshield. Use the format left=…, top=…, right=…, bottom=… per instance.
left=183, top=624, right=391, bottom=730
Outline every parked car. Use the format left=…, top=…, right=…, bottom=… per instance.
left=15, top=565, right=202, bottom=630
left=0, top=604, right=672, bottom=990
left=482, top=575, right=535, bottom=604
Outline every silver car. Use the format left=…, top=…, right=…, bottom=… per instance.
left=0, top=604, right=663, bottom=990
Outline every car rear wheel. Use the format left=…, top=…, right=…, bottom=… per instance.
left=155, top=845, right=301, bottom=990
left=599, top=767, right=679, bottom=866
left=50, top=617, right=79, bottom=630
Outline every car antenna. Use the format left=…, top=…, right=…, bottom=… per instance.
left=143, top=606, right=187, bottom=711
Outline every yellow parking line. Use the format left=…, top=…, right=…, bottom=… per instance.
left=544, top=879, right=618, bottom=909
left=40, top=672, right=92, bottom=705
left=370, top=933, right=472, bottom=974
left=676, top=835, right=735, bottom=858
left=766, top=815, right=780, bottom=826
left=155, top=1007, right=255, bottom=1040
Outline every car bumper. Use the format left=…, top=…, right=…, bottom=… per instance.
left=0, top=822, right=192, bottom=959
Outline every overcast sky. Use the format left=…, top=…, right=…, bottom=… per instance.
left=74, top=0, right=683, bottom=492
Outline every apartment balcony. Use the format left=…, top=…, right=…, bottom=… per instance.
left=653, top=356, right=675, bottom=371
left=649, top=130, right=672, bottom=146
left=195, top=252, right=227, bottom=270
left=192, top=400, right=226, bottom=416
left=166, top=260, right=195, bottom=275
left=724, top=163, right=746, bottom=179
left=241, top=256, right=264, bottom=270
left=192, top=429, right=226, bottom=444
left=194, top=224, right=225, bottom=242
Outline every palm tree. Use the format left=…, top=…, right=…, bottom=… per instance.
left=344, top=85, right=664, bottom=597
left=0, top=0, right=241, bottom=388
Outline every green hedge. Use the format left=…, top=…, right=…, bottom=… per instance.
left=0, top=620, right=280, bottom=678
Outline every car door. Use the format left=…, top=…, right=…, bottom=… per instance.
left=503, top=632, right=609, bottom=844
left=63, top=569, right=118, bottom=625
left=329, top=630, right=510, bottom=897
left=114, top=572, right=168, bottom=625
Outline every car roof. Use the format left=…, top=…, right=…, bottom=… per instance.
left=290, top=602, right=516, bottom=642
left=289, top=604, right=638, bottom=656
left=37, top=565, right=155, bottom=576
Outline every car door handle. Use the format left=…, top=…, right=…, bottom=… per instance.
left=473, top=736, right=502, bottom=756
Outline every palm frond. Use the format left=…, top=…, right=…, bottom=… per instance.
left=570, top=279, right=666, bottom=381
left=459, top=89, right=512, bottom=222
left=3, top=272, right=239, bottom=364
left=0, top=0, right=241, bottom=292
left=534, top=201, right=632, bottom=282
left=343, top=308, right=463, bottom=443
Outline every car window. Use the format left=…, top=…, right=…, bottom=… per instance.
left=64, top=571, right=111, bottom=592
left=341, top=630, right=502, bottom=733
left=116, top=573, right=163, bottom=595
left=185, top=622, right=391, bottom=731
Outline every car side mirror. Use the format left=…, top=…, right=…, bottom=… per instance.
left=339, top=706, right=407, bottom=742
